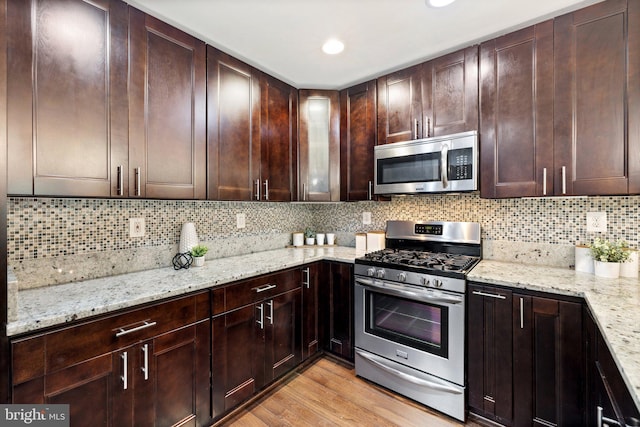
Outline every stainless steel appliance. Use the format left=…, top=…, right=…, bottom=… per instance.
left=374, top=130, right=478, bottom=195
left=354, top=220, right=481, bottom=422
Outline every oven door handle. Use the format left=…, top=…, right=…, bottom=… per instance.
left=355, top=277, right=463, bottom=305
left=356, top=350, right=463, bottom=395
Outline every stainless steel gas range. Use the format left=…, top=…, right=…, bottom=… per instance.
left=354, top=220, right=481, bottom=422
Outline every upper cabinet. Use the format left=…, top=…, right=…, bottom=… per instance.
left=128, top=8, right=206, bottom=199
left=258, top=73, right=298, bottom=202
left=340, top=80, right=377, bottom=201
left=479, top=22, right=554, bottom=198
left=376, top=47, right=478, bottom=145
left=7, top=0, right=128, bottom=197
left=554, top=0, right=639, bottom=196
left=207, top=47, right=261, bottom=201
left=298, top=90, right=340, bottom=202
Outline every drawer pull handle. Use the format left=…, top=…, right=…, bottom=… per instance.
left=471, top=290, right=506, bottom=300
left=302, top=268, right=310, bottom=288
left=252, top=284, right=277, bottom=293
left=115, top=320, right=157, bottom=338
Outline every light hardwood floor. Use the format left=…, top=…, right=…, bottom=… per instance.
left=215, top=357, right=484, bottom=427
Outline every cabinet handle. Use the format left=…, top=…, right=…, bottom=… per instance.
left=425, top=116, right=431, bottom=138
left=542, top=168, right=547, bottom=196
left=264, top=179, right=269, bottom=201
left=414, top=119, right=419, bottom=139
left=471, top=290, right=506, bottom=300
left=252, top=283, right=277, bottom=293
left=520, top=297, right=524, bottom=329
left=562, top=166, right=567, bottom=195
left=302, top=268, right=310, bottom=289
left=141, top=343, right=149, bottom=381
left=368, top=181, right=373, bottom=201
left=117, top=165, right=123, bottom=196
left=255, top=179, right=261, bottom=200
left=256, top=303, right=264, bottom=329
left=121, top=351, right=128, bottom=390
left=115, top=320, right=157, bottom=338
left=597, top=406, right=621, bottom=427
left=134, top=167, right=141, bottom=196
left=302, top=183, right=306, bottom=201
left=266, top=300, right=274, bottom=325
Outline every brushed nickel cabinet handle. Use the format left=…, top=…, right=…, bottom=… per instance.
left=135, top=167, right=141, bottom=196
left=302, top=268, right=310, bottom=288
left=425, top=116, right=431, bottom=138
left=252, top=283, right=277, bottom=293
left=266, top=300, right=274, bottom=325
left=520, top=297, right=524, bottom=329
left=264, top=179, right=269, bottom=201
left=256, top=303, right=264, bottom=329
left=414, top=119, right=419, bottom=139
left=471, top=290, right=506, bottom=300
left=302, top=183, right=306, bottom=201
left=117, top=165, right=123, bottom=196
left=562, top=166, right=567, bottom=195
left=121, top=351, right=128, bottom=390
left=542, top=168, right=547, bottom=196
left=368, top=181, right=373, bottom=200
left=597, top=406, right=621, bottom=427
left=115, top=320, right=157, bottom=338
left=255, top=179, right=261, bottom=200
left=141, top=343, right=149, bottom=381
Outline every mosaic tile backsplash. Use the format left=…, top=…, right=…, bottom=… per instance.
left=8, top=193, right=640, bottom=288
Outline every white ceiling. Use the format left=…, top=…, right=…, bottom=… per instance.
left=126, top=0, right=603, bottom=90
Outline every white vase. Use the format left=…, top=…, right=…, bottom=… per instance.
left=575, top=245, right=594, bottom=274
left=305, top=237, right=315, bottom=246
left=179, top=222, right=199, bottom=254
left=316, top=233, right=325, bottom=246
left=594, top=260, right=620, bottom=279
left=620, top=250, right=639, bottom=278
left=192, top=256, right=204, bottom=267
left=292, top=232, right=304, bottom=247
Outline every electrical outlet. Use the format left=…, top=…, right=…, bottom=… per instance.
left=362, top=212, right=372, bottom=225
left=236, top=213, right=246, bottom=229
left=129, top=218, right=145, bottom=237
left=586, top=212, right=607, bottom=233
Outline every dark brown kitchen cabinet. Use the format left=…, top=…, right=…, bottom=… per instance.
left=479, top=21, right=554, bottom=198
left=6, top=0, right=128, bottom=197
left=128, top=8, right=206, bottom=199
left=211, top=269, right=301, bottom=420
left=554, top=0, right=640, bottom=196
left=340, top=80, right=378, bottom=201
left=513, top=294, right=584, bottom=427
left=321, top=261, right=354, bottom=361
left=376, top=46, right=478, bottom=145
left=301, top=263, right=320, bottom=359
left=258, top=73, right=298, bottom=201
left=207, top=46, right=261, bottom=201
left=467, top=283, right=514, bottom=426
left=584, top=308, right=640, bottom=427
left=298, top=90, right=340, bottom=202
left=11, top=292, right=210, bottom=427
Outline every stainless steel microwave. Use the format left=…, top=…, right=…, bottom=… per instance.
left=374, top=130, right=478, bottom=195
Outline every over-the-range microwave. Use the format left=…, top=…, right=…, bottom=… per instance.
left=374, top=130, right=478, bottom=195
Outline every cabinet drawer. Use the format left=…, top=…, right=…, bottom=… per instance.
left=15, top=293, right=207, bottom=376
left=217, top=268, right=300, bottom=314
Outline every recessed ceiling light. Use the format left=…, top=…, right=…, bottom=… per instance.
left=427, top=0, right=456, bottom=7
left=322, top=39, right=344, bottom=55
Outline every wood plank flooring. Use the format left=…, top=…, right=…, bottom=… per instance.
left=215, top=357, right=484, bottom=427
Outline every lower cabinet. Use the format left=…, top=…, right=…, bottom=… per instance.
left=320, top=261, right=354, bottom=362
left=302, top=262, right=321, bottom=360
left=210, top=268, right=302, bottom=420
left=11, top=293, right=210, bottom=427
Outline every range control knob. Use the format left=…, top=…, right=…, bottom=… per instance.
left=421, top=277, right=430, bottom=286
left=367, top=268, right=376, bottom=277
left=376, top=269, right=386, bottom=279
left=397, top=272, right=407, bottom=282
left=433, top=279, right=443, bottom=288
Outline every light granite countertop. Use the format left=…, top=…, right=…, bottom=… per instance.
left=7, top=246, right=362, bottom=337
left=469, top=259, right=640, bottom=412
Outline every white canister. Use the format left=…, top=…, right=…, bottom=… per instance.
left=326, top=233, right=336, bottom=245
left=292, top=232, right=304, bottom=247
left=575, top=245, right=594, bottom=274
left=179, top=222, right=199, bottom=254
left=366, top=231, right=386, bottom=253
left=356, top=233, right=367, bottom=252
left=620, top=250, right=639, bottom=278
left=316, top=233, right=325, bottom=246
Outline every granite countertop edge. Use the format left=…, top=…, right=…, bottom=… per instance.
left=468, top=259, right=640, bottom=412
left=7, top=246, right=362, bottom=337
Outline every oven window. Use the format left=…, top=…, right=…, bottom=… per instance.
left=365, top=290, right=449, bottom=358
left=377, top=152, right=440, bottom=184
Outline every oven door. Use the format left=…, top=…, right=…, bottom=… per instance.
left=354, top=276, right=465, bottom=386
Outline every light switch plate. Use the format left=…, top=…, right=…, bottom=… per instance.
left=129, top=218, right=145, bottom=237
left=236, top=213, right=246, bottom=229
left=362, top=212, right=372, bottom=225
left=586, top=212, right=607, bottom=233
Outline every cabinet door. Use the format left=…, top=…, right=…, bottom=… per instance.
left=377, top=64, right=423, bottom=144
left=480, top=22, right=554, bottom=198
left=340, top=80, right=377, bottom=201
left=513, top=295, right=583, bottom=427
left=323, top=262, right=354, bottom=361
left=207, top=47, right=261, bottom=201
left=264, top=288, right=302, bottom=384
left=423, top=46, right=478, bottom=137
left=6, top=0, right=128, bottom=197
left=298, top=90, right=340, bottom=202
left=259, top=73, right=297, bottom=201
left=554, top=0, right=630, bottom=196
left=129, top=8, right=206, bottom=199
left=302, top=264, right=320, bottom=360
left=467, top=284, right=513, bottom=425
left=211, top=305, right=260, bottom=419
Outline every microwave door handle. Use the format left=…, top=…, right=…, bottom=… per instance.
left=441, top=145, right=449, bottom=188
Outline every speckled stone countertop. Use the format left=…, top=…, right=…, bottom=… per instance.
left=469, top=260, right=640, bottom=412
left=7, top=246, right=361, bottom=337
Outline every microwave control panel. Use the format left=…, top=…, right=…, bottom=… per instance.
left=449, top=148, right=473, bottom=181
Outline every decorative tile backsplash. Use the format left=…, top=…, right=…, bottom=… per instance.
left=8, top=193, right=640, bottom=287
